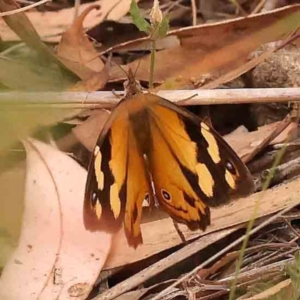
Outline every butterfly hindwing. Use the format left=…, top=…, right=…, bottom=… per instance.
left=144, top=94, right=254, bottom=230
left=84, top=103, right=152, bottom=247
left=146, top=110, right=211, bottom=230
left=157, top=98, right=254, bottom=202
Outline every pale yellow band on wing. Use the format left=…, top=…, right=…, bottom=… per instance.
left=201, top=123, right=221, bottom=164
left=110, top=183, right=121, bottom=219
left=94, top=200, right=102, bottom=219
left=225, top=169, right=236, bottom=189
left=195, top=163, right=214, bottom=197
left=94, top=146, right=104, bottom=190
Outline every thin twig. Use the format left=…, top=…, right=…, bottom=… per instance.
left=273, top=140, right=300, bottom=150
left=93, top=227, right=240, bottom=300
left=0, top=0, right=51, bottom=17
left=260, top=156, right=300, bottom=186
left=15, top=0, right=35, bottom=4
left=151, top=202, right=300, bottom=300
left=0, top=88, right=299, bottom=109
left=284, top=218, right=300, bottom=242
left=251, top=0, right=267, bottom=14
left=229, top=0, right=247, bottom=15
left=73, top=0, right=81, bottom=21
left=242, top=116, right=291, bottom=164
left=190, top=0, right=197, bottom=26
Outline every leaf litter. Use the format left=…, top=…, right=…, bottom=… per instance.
left=0, top=139, right=112, bottom=300
left=0, top=0, right=300, bottom=300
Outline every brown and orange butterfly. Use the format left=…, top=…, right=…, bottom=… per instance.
left=84, top=70, right=254, bottom=248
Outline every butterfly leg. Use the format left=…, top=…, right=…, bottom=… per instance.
left=173, top=219, right=188, bottom=245
left=112, top=90, right=124, bottom=99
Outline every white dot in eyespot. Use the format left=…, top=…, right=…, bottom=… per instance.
left=161, top=189, right=171, bottom=201
left=226, top=162, right=233, bottom=169
left=92, top=192, right=97, bottom=201
left=226, top=161, right=236, bottom=174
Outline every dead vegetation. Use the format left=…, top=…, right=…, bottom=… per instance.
left=0, top=0, right=300, bottom=299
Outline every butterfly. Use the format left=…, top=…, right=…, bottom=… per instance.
left=84, top=70, right=254, bottom=248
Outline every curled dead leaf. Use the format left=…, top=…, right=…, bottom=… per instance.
left=0, top=139, right=112, bottom=300
left=68, top=61, right=110, bottom=92
left=108, top=5, right=300, bottom=89
left=73, top=109, right=110, bottom=151
left=0, top=0, right=141, bottom=43
left=57, top=5, right=104, bottom=80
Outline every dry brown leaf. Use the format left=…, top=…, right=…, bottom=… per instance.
left=0, top=0, right=64, bottom=66
left=57, top=5, right=104, bottom=80
left=114, top=290, right=148, bottom=300
left=105, top=176, right=300, bottom=269
left=68, top=63, right=110, bottom=92
left=56, top=5, right=111, bottom=91
left=108, top=5, right=300, bottom=88
left=224, top=124, right=276, bottom=159
left=241, top=120, right=298, bottom=164
left=113, top=281, right=177, bottom=300
left=0, top=0, right=140, bottom=43
left=0, top=139, right=112, bottom=300
left=270, top=121, right=298, bottom=144
left=73, top=109, right=110, bottom=150
left=224, top=121, right=299, bottom=162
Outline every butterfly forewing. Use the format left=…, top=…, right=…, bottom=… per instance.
left=143, top=94, right=254, bottom=230
left=156, top=97, right=254, bottom=203
left=84, top=100, right=152, bottom=247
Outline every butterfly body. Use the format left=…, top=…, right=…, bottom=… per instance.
left=84, top=76, right=254, bottom=247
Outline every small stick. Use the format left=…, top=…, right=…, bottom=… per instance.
left=151, top=202, right=300, bottom=300
left=242, top=117, right=291, bottom=164
left=273, top=140, right=300, bottom=150
left=0, top=88, right=299, bottom=109
left=248, top=150, right=278, bottom=174
left=190, top=0, right=197, bottom=26
left=0, top=0, right=50, bottom=17
left=92, top=227, right=240, bottom=300
left=260, top=156, right=300, bottom=187
left=172, top=220, right=187, bottom=244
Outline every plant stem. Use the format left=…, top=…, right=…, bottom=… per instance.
left=228, top=143, right=288, bottom=299
left=149, top=39, right=156, bottom=89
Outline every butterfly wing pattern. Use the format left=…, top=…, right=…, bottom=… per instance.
left=146, top=95, right=254, bottom=230
left=84, top=99, right=153, bottom=247
left=84, top=89, right=254, bottom=247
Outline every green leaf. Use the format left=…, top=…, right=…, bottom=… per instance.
left=0, top=57, right=74, bottom=91
left=130, top=0, right=150, bottom=33
left=0, top=0, right=74, bottom=79
left=284, top=251, right=300, bottom=300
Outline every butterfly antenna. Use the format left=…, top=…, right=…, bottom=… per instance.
left=133, top=43, right=150, bottom=79
left=112, top=58, right=130, bottom=79
left=133, top=52, right=143, bottom=79
left=102, top=43, right=151, bottom=91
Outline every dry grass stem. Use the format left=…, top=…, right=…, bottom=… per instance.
left=151, top=202, right=300, bottom=300
left=0, top=0, right=51, bottom=17
left=0, top=88, right=299, bottom=109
